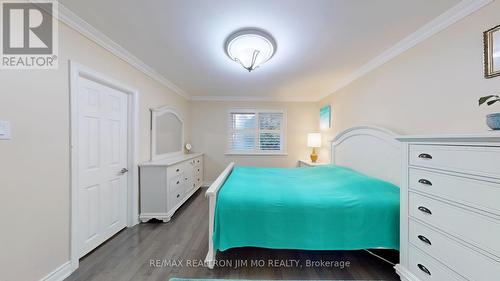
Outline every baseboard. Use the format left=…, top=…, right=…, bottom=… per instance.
left=40, top=261, right=73, bottom=281
left=394, top=264, right=420, bottom=281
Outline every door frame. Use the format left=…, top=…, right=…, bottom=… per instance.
left=69, top=61, right=139, bottom=271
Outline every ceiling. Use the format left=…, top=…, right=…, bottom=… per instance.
left=60, top=0, right=461, bottom=101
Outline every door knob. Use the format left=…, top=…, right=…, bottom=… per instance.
left=120, top=168, right=129, bottom=174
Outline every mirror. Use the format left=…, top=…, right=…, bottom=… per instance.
left=150, top=107, right=184, bottom=160
left=484, top=25, right=500, bottom=78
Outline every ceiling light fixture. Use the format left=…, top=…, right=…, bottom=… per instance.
left=225, top=29, right=277, bottom=72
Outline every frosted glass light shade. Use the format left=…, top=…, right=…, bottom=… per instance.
left=226, top=29, right=276, bottom=72
left=307, top=133, right=321, bottom=148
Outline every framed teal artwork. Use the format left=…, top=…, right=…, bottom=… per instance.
left=320, top=105, right=331, bottom=129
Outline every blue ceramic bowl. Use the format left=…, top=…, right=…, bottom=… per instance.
left=487, top=113, right=500, bottom=130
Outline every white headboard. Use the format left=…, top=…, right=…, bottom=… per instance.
left=331, top=126, right=401, bottom=186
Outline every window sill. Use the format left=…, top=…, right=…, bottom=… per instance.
left=225, top=152, right=288, bottom=156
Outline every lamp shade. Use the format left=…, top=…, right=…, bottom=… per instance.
left=307, top=133, right=321, bottom=148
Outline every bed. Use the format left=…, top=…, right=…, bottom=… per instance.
left=205, top=126, right=401, bottom=268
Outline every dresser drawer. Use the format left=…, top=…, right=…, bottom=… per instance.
left=409, top=219, right=500, bottom=281
left=167, top=162, right=185, bottom=179
left=195, top=175, right=202, bottom=187
left=409, top=168, right=500, bottom=215
left=181, top=171, right=191, bottom=184
left=188, top=156, right=203, bottom=166
left=409, top=192, right=500, bottom=257
left=194, top=165, right=202, bottom=175
left=193, top=164, right=203, bottom=186
left=193, top=156, right=202, bottom=166
left=168, top=183, right=185, bottom=210
left=409, top=245, right=465, bottom=281
left=409, top=144, right=500, bottom=177
left=169, top=176, right=184, bottom=192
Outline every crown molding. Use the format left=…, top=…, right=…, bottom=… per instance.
left=190, top=95, right=314, bottom=102
left=315, top=0, right=493, bottom=102
left=55, top=3, right=190, bottom=100
left=54, top=0, right=491, bottom=103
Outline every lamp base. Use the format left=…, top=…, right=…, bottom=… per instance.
left=310, top=148, right=318, bottom=163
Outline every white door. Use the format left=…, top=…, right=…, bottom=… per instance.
left=77, top=76, right=128, bottom=258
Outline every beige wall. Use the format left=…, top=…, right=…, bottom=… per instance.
left=2, top=2, right=500, bottom=280
left=317, top=1, right=500, bottom=160
left=0, top=23, right=191, bottom=281
left=190, top=101, right=319, bottom=181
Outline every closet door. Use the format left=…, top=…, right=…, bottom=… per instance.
left=77, top=77, right=128, bottom=257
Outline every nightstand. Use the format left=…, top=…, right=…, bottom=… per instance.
left=298, top=160, right=330, bottom=167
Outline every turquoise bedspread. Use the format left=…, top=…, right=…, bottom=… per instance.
left=213, top=165, right=399, bottom=251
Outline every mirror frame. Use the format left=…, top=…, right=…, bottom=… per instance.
left=484, top=24, right=500, bottom=79
left=150, top=106, right=184, bottom=160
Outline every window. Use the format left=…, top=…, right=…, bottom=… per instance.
left=227, top=110, right=286, bottom=154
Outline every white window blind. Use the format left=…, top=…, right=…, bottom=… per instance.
left=228, top=110, right=285, bottom=154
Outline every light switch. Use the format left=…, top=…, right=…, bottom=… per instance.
left=0, top=120, right=11, bottom=140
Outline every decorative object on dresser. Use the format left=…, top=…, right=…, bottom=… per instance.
left=307, top=133, right=321, bottom=162
left=140, top=106, right=204, bottom=223
left=298, top=159, right=329, bottom=167
left=139, top=153, right=204, bottom=223
left=483, top=24, right=500, bottom=79
left=479, top=95, right=500, bottom=130
left=395, top=133, right=500, bottom=281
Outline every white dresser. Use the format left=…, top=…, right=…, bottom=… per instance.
left=396, top=134, right=500, bottom=281
left=139, top=153, right=204, bottom=223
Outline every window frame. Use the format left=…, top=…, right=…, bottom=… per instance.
left=225, top=108, right=287, bottom=156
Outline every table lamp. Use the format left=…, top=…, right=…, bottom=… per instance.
left=307, top=133, right=321, bottom=163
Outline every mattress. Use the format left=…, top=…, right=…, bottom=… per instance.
left=213, top=165, right=400, bottom=251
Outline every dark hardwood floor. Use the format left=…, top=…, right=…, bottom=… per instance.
left=66, top=188, right=400, bottom=281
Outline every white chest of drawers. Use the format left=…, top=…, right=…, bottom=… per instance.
left=395, top=134, right=500, bottom=281
left=139, top=153, right=204, bottom=223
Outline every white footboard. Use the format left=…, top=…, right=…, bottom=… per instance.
left=204, top=162, right=234, bottom=269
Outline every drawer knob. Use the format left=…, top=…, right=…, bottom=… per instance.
left=417, top=264, right=431, bottom=276
left=418, top=206, right=432, bottom=215
left=418, top=179, right=432, bottom=186
left=418, top=235, right=432, bottom=245
left=418, top=153, right=432, bottom=160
